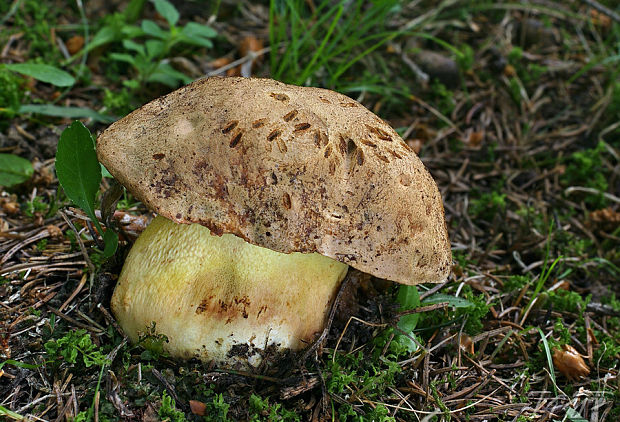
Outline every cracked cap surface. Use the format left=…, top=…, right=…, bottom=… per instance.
left=97, top=77, right=451, bottom=284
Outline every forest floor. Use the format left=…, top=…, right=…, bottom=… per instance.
left=0, top=0, right=619, bottom=421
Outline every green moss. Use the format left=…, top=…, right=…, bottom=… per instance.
left=469, top=186, right=506, bottom=220
left=103, top=88, right=134, bottom=117
left=0, top=67, right=24, bottom=122
left=11, top=0, right=62, bottom=64
left=547, top=290, right=590, bottom=314
left=561, top=142, right=610, bottom=208
left=553, top=318, right=572, bottom=344
left=505, top=275, right=531, bottom=291
left=430, top=80, right=456, bottom=116
left=159, top=392, right=187, bottom=422
left=248, top=394, right=300, bottom=421
left=457, top=285, right=490, bottom=335
left=326, top=351, right=401, bottom=419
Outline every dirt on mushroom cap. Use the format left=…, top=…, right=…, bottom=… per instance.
left=96, top=77, right=451, bottom=285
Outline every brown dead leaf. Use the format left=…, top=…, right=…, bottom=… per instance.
left=406, top=139, right=424, bottom=154
left=239, top=35, right=263, bottom=58
left=552, top=344, right=590, bottom=381
left=210, top=57, right=240, bottom=76
left=1, top=197, right=20, bottom=215
left=465, top=130, right=484, bottom=147
left=590, top=9, right=612, bottom=30
left=211, top=57, right=232, bottom=69
left=66, top=35, right=85, bottom=55
left=226, top=66, right=241, bottom=77
left=590, top=208, right=620, bottom=225
left=503, top=64, right=516, bottom=77
left=459, top=334, right=474, bottom=354
left=189, top=400, right=207, bottom=416
left=46, top=224, right=64, bottom=240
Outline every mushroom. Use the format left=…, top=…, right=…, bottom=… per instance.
left=97, top=77, right=451, bottom=366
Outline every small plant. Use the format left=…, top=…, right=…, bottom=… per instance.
left=159, top=392, right=187, bottom=422
left=23, top=195, right=50, bottom=218
left=269, top=0, right=401, bottom=90
left=454, top=285, right=490, bottom=335
left=206, top=393, right=231, bottom=422
left=455, top=44, right=474, bottom=71
left=55, top=121, right=118, bottom=257
left=547, top=290, right=591, bottom=315
left=44, top=329, right=109, bottom=368
left=137, top=322, right=169, bottom=361
left=430, top=80, right=456, bottom=115
left=249, top=394, right=300, bottom=421
left=375, top=285, right=422, bottom=356
left=103, top=0, right=216, bottom=89
left=415, top=287, right=485, bottom=336
left=8, top=0, right=61, bottom=64
left=103, top=87, right=134, bottom=117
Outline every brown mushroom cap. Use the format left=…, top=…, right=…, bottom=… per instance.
left=97, top=77, right=451, bottom=284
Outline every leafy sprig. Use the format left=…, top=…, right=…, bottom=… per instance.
left=55, top=121, right=118, bottom=257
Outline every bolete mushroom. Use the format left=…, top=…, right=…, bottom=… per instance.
left=97, top=77, right=451, bottom=366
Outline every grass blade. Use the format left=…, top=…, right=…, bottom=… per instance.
left=296, top=5, right=343, bottom=85
left=537, top=327, right=558, bottom=396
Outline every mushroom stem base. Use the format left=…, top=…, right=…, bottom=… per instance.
left=111, top=216, right=349, bottom=367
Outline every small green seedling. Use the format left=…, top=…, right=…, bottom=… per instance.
left=44, top=329, right=109, bottom=368
left=105, top=0, right=216, bottom=89
left=159, top=392, right=187, bottom=422
left=55, top=121, right=118, bottom=257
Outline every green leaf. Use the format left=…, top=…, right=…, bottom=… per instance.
left=18, top=104, right=115, bottom=123
left=84, top=26, right=117, bottom=52
left=121, top=24, right=144, bottom=38
left=422, top=293, right=474, bottom=308
left=142, top=19, right=167, bottom=39
left=55, top=121, right=101, bottom=220
left=396, top=285, right=421, bottom=332
left=147, top=62, right=192, bottom=87
left=5, top=63, right=75, bottom=87
left=109, top=52, right=136, bottom=65
left=0, top=154, right=34, bottom=187
left=123, top=0, right=147, bottom=23
left=145, top=39, right=165, bottom=59
left=154, top=0, right=179, bottom=27
left=179, top=34, right=213, bottom=49
left=181, top=22, right=217, bottom=39
left=55, top=122, right=118, bottom=258
left=103, top=230, right=119, bottom=258
left=564, top=408, right=588, bottom=422
left=122, top=39, right=146, bottom=56
left=393, top=285, right=421, bottom=353
left=0, top=359, right=41, bottom=370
